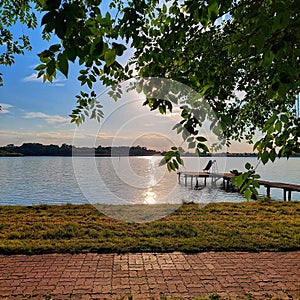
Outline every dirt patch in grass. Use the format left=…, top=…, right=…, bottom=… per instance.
left=0, top=200, right=299, bottom=254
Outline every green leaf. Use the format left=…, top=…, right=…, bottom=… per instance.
left=41, top=11, right=57, bottom=25
left=92, top=39, right=104, bottom=56
left=159, top=158, right=167, bottom=166
left=99, top=15, right=112, bottom=27
left=208, top=2, right=219, bottom=22
left=182, top=130, right=189, bottom=141
left=181, top=109, right=189, bottom=119
left=176, top=156, right=183, bottom=165
left=196, top=136, right=207, bottom=142
left=159, top=105, right=166, bottom=114
left=57, top=53, right=68, bottom=77
left=275, top=120, right=282, bottom=132
left=35, top=64, right=46, bottom=71
left=262, top=50, right=275, bottom=68
left=104, top=49, right=116, bottom=67
left=269, top=148, right=276, bottom=162
left=46, top=59, right=56, bottom=76
left=245, top=162, right=251, bottom=170
left=197, top=143, right=209, bottom=153
left=202, top=83, right=214, bottom=94
left=253, top=140, right=261, bottom=150
left=49, top=44, right=60, bottom=52
left=260, top=152, right=269, bottom=164
left=87, top=79, right=92, bottom=89
left=42, top=0, right=61, bottom=11
left=173, top=159, right=179, bottom=170
left=172, top=123, right=181, bottom=130
left=280, top=114, right=288, bottom=123
left=196, top=148, right=201, bottom=157
left=244, top=189, right=252, bottom=201
left=253, top=180, right=260, bottom=188
left=162, top=4, right=167, bottom=14
left=188, top=141, right=196, bottom=149
left=167, top=162, right=172, bottom=172
left=164, top=151, right=174, bottom=161
left=113, top=43, right=127, bottom=56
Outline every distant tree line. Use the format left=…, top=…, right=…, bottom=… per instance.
left=0, top=143, right=161, bottom=157
left=180, top=152, right=259, bottom=157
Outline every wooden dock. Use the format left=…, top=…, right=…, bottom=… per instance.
left=177, top=171, right=300, bottom=200
left=257, top=180, right=300, bottom=201
left=177, top=171, right=234, bottom=190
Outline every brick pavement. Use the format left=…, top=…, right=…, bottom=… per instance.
left=0, top=252, right=299, bottom=299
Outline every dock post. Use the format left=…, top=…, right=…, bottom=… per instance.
left=288, top=190, right=292, bottom=201
left=283, top=189, right=287, bottom=201
left=184, top=175, right=187, bottom=186
left=204, top=177, right=207, bottom=187
left=266, top=186, right=271, bottom=199
left=178, top=172, right=181, bottom=183
left=191, top=176, right=193, bottom=188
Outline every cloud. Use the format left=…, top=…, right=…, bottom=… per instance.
left=22, top=72, right=66, bottom=86
left=0, top=130, right=76, bottom=146
left=0, top=103, right=13, bottom=114
left=0, top=130, right=73, bottom=139
left=23, top=73, right=43, bottom=82
left=23, top=112, right=69, bottom=124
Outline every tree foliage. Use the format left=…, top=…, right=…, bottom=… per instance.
left=0, top=0, right=38, bottom=86
left=1, top=0, right=300, bottom=200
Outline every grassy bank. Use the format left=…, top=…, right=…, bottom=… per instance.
left=0, top=200, right=299, bottom=254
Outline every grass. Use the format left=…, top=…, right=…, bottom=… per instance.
left=0, top=200, right=299, bottom=255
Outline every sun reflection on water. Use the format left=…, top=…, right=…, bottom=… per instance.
left=144, top=188, right=157, bottom=204
left=143, top=157, right=162, bottom=204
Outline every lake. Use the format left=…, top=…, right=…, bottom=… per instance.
left=0, top=156, right=299, bottom=206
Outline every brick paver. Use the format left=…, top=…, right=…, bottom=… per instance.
left=0, top=252, right=299, bottom=299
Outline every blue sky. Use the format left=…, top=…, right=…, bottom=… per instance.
left=0, top=43, right=188, bottom=150
left=0, top=5, right=253, bottom=152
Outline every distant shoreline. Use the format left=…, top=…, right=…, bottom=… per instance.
left=1, top=142, right=299, bottom=158
left=0, top=153, right=162, bottom=157
left=0, top=143, right=161, bottom=157
left=1, top=153, right=300, bottom=158
left=0, top=152, right=258, bottom=157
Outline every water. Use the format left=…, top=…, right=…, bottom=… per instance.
left=0, top=156, right=299, bottom=206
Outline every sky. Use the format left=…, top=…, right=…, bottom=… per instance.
left=0, top=5, right=254, bottom=153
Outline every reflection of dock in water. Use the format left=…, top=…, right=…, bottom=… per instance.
left=177, top=171, right=300, bottom=201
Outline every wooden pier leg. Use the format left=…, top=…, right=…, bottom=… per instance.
left=184, top=175, right=187, bottom=186
left=204, top=177, right=207, bottom=187
left=191, top=176, right=193, bottom=188
left=231, top=181, right=235, bottom=191
left=212, top=176, right=216, bottom=187
left=223, top=178, right=225, bottom=189
left=178, top=172, right=181, bottom=183
left=283, top=189, right=287, bottom=201
left=266, top=186, right=270, bottom=199
left=288, top=190, right=292, bottom=201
